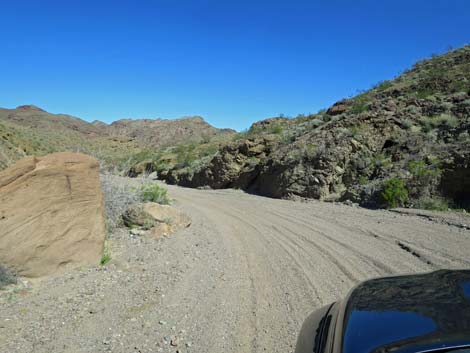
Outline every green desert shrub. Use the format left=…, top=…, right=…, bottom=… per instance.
left=200, top=143, right=219, bottom=157
left=402, top=119, right=414, bottom=130
left=173, top=143, right=198, bottom=168
left=138, top=182, right=171, bottom=205
left=435, top=113, right=459, bottom=128
left=416, top=197, right=449, bottom=211
left=407, top=159, right=442, bottom=181
left=420, top=113, right=459, bottom=132
left=248, top=123, right=285, bottom=136
left=416, top=88, right=435, bottom=99
left=100, top=247, right=112, bottom=265
left=359, top=175, right=369, bottom=185
left=380, top=178, right=409, bottom=208
left=0, top=264, right=17, bottom=288
left=374, top=153, right=393, bottom=169
left=350, top=94, right=371, bottom=114
left=373, top=80, right=393, bottom=92
left=349, top=124, right=368, bottom=139
left=270, top=124, right=284, bottom=134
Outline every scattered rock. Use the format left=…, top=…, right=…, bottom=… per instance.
left=170, top=337, right=178, bottom=346
left=129, top=229, right=146, bottom=236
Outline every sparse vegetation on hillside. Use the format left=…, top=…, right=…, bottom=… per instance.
left=2, top=46, right=470, bottom=211
left=154, top=45, right=470, bottom=210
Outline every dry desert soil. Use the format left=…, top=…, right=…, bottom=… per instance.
left=1, top=177, right=470, bottom=353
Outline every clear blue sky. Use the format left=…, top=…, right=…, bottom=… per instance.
left=1, top=0, right=469, bottom=131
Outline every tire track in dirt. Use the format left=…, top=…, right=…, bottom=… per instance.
left=2, top=182, right=469, bottom=353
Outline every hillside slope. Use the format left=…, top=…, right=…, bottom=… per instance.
left=0, top=107, right=140, bottom=171
left=158, top=46, right=470, bottom=210
left=99, top=116, right=235, bottom=147
left=0, top=106, right=233, bottom=170
left=0, top=105, right=103, bottom=136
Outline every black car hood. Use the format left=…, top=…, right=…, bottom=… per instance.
left=341, top=269, right=470, bottom=353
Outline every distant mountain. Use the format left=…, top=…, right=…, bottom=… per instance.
left=95, top=116, right=235, bottom=147
left=0, top=106, right=234, bottom=170
left=0, top=105, right=104, bottom=136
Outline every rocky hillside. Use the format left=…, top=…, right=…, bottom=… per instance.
left=98, top=116, right=235, bottom=148
left=0, top=107, right=140, bottom=171
left=0, top=105, right=103, bottom=135
left=0, top=106, right=232, bottom=171
left=157, top=46, right=470, bottom=210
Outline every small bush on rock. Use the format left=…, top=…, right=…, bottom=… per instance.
left=380, top=178, right=409, bottom=208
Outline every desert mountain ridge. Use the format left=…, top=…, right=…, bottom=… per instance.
left=0, top=105, right=235, bottom=170
left=1, top=104, right=234, bottom=138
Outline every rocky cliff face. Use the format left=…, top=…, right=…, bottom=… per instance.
left=160, top=46, right=470, bottom=209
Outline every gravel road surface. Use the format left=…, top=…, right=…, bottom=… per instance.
left=1, top=182, right=469, bottom=352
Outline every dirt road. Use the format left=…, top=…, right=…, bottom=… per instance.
left=1, top=182, right=469, bottom=352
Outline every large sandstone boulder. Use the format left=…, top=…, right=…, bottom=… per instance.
left=145, top=203, right=191, bottom=237
left=0, top=152, right=106, bottom=277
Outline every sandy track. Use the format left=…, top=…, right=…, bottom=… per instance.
left=1, top=183, right=469, bottom=352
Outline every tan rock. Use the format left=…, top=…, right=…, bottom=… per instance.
left=143, top=203, right=191, bottom=237
left=0, top=152, right=106, bottom=277
left=152, top=223, right=173, bottom=237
